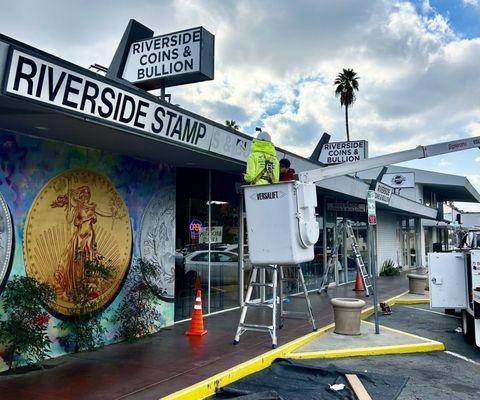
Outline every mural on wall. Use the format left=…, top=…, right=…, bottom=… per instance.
left=23, top=169, right=133, bottom=317
left=0, top=191, right=13, bottom=292
left=139, top=182, right=176, bottom=302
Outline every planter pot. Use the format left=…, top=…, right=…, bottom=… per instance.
left=407, top=273, right=427, bottom=295
left=330, top=298, right=366, bottom=336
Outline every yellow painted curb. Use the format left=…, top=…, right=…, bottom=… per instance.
left=161, top=323, right=334, bottom=400
left=287, top=341, right=445, bottom=359
left=394, top=297, right=430, bottom=305
left=287, top=320, right=444, bottom=359
left=161, top=290, right=411, bottom=400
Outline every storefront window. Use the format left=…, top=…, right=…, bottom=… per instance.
left=174, top=168, right=241, bottom=321
left=209, top=170, right=241, bottom=313
left=175, top=168, right=209, bottom=321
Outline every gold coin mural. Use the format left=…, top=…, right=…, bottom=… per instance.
left=23, top=169, right=132, bottom=317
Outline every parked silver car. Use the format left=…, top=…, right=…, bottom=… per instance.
left=184, top=250, right=250, bottom=285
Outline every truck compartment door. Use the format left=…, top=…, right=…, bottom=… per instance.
left=429, top=252, right=467, bottom=309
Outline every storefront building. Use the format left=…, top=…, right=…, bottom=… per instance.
left=0, top=29, right=478, bottom=369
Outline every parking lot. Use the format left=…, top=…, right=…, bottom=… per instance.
left=213, top=303, right=480, bottom=400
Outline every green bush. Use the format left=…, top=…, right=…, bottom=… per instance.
left=0, top=275, right=56, bottom=370
left=380, top=259, right=399, bottom=276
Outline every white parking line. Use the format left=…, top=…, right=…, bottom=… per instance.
left=403, top=305, right=460, bottom=319
left=445, top=351, right=480, bottom=366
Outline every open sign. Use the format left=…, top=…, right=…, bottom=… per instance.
left=189, top=219, right=203, bottom=237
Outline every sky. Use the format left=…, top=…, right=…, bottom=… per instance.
left=1, top=0, right=480, bottom=210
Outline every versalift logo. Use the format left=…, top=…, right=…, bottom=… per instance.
left=251, top=191, right=286, bottom=200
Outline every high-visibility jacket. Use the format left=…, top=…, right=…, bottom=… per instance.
left=244, top=139, right=280, bottom=185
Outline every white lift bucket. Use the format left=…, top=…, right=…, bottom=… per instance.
left=244, top=181, right=319, bottom=265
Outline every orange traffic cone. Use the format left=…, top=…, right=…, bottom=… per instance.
left=352, top=270, right=365, bottom=291
left=185, top=275, right=207, bottom=336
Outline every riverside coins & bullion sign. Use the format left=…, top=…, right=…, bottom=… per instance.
left=122, top=27, right=214, bottom=89
left=318, top=140, right=368, bottom=165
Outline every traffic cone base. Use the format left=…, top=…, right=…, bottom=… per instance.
left=352, top=270, right=365, bottom=291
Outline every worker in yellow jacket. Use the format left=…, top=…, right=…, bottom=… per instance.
left=244, top=131, right=280, bottom=185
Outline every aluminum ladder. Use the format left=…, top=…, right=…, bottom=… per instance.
left=234, top=264, right=279, bottom=348
left=345, top=221, right=373, bottom=296
left=234, top=264, right=316, bottom=349
left=318, top=221, right=373, bottom=296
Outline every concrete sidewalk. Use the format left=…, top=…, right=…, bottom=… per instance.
left=0, top=275, right=410, bottom=400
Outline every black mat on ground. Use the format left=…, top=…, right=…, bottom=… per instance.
left=210, top=358, right=408, bottom=400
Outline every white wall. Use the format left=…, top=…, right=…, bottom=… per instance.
left=376, top=211, right=401, bottom=273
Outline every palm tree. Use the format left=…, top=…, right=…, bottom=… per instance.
left=225, top=120, right=239, bottom=130
left=334, top=68, right=359, bottom=142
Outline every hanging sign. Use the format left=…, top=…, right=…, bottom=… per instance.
left=381, top=172, right=415, bottom=189
left=318, top=140, right=368, bottom=165
left=367, top=190, right=377, bottom=225
left=374, top=182, right=393, bottom=205
left=199, top=226, right=223, bottom=244
left=327, top=202, right=366, bottom=213
left=189, top=219, right=203, bottom=238
left=122, top=27, right=214, bottom=90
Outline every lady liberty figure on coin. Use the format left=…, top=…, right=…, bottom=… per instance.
left=50, top=185, right=118, bottom=300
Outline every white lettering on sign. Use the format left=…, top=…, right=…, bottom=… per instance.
left=318, top=140, right=368, bottom=165
left=123, top=28, right=202, bottom=84
left=374, top=182, right=393, bottom=205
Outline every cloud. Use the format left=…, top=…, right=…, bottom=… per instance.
left=439, top=158, right=452, bottom=167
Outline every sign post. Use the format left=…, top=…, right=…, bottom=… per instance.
left=367, top=190, right=380, bottom=334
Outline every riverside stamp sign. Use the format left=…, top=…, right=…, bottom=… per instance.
left=318, top=140, right=368, bottom=165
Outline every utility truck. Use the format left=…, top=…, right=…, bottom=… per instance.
left=429, top=246, right=480, bottom=347
left=242, top=136, right=480, bottom=347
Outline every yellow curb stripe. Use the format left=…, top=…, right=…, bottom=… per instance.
left=161, top=290, right=426, bottom=400
left=286, top=341, right=445, bottom=360
left=161, top=323, right=334, bottom=400
left=361, top=320, right=439, bottom=343
left=394, top=298, right=430, bottom=304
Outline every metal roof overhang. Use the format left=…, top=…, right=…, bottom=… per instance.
left=0, top=94, right=245, bottom=174
left=314, top=175, right=438, bottom=220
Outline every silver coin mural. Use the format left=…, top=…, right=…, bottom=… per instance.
left=139, top=180, right=175, bottom=302
left=0, top=191, right=13, bottom=292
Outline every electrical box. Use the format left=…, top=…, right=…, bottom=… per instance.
left=428, top=252, right=468, bottom=309
left=244, top=181, right=319, bottom=265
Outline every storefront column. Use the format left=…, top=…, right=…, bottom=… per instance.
left=416, top=218, right=423, bottom=268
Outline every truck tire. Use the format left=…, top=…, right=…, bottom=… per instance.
left=462, top=310, right=475, bottom=344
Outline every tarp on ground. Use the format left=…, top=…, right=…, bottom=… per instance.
left=211, top=358, right=408, bottom=400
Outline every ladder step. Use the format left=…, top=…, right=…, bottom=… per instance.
left=244, top=302, right=273, bottom=308
left=240, top=323, right=274, bottom=331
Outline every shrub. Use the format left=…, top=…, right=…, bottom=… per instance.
left=114, top=259, right=161, bottom=342
left=380, top=259, right=400, bottom=276
left=0, top=275, right=56, bottom=370
left=56, top=256, right=113, bottom=353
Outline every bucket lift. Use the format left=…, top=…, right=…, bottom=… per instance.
left=235, top=136, right=480, bottom=348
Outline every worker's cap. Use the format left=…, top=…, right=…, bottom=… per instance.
left=256, top=131, right=271, bottom=142
left=280, top=158, right=291, bottom=168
